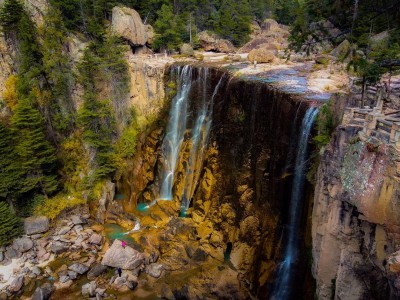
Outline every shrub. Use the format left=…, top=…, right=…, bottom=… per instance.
left=33, top=193, right=86, bottom=220
left=314, top=100, right=338, bottom=149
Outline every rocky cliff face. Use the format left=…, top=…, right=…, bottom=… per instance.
left=312, top=124, right=400, bottom=299
left=114, top=64, right=314, bottom=297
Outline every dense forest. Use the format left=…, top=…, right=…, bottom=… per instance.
left=0, top=0, right=399, bottom=245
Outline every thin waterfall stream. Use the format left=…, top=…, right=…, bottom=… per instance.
left=180, top=72, right=226, bottom=216
left=271, top=106, right=319, bottom=300
left=158, top=65, right=192, bottom=201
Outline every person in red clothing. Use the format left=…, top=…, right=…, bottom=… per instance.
left=121, top=240, right=127, bottom=248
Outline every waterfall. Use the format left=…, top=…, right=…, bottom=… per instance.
left=159, top=65, right=192, bottom=200
left=180, top=72, right=225, bottom=215
left=271, top=106, right=319, bottom=300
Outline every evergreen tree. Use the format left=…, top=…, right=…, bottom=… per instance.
left=216, top=0, right=251, bottom=46
left=0, top=123, right=19, bottom=199
left=0, top=0, right=24, bottom=32
left=0, top=202, right=22, bottom=246
left=78, top=47, right=117, bottom=181
left=153, top=4, right=184, bottom=50
left=11, top=99, right=59, bottom=197
left=41, top=7, right=75, bottom=133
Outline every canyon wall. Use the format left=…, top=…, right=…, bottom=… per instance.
left=117, top=64, right=315, bottom=297
left=312, top=122, right=400, bottom=299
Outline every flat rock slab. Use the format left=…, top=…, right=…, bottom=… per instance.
left=101, top=239, right=144, bottom=270
left=68, top=263, right=89, bottom=275
left=87, top=263, right=107, bottom=280
left=25, top=216, right=49, bottom=235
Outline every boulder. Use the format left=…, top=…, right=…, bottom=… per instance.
left=81, top=282, right=96, bottom=297
left=248, top=48, right=275, bottom=63
left=101, top=239, right=145, bottom=269
left=8, top=275, right=24, bottom=293
left=330, top=39, right=351, bottom=59
left=126, top=280, right=138, bottom=290
left=370, top=31, right=389, bottom=51
left=197, top=31, right=236, bottom=53
left=146, top=263, right=163, bottom=278
left=68, top=263, right=89, bottom=275
left=145, top=24, right=154, bottom=45
left=58, top=226, right=71, bottom=235
left=51, top=241, right=68, bottom=254
left=32, top=266, right=41, bottom=276
left=59, top=275, right=70, bottom=283
left=31, top=283, right=54, bottom=300
left=112, top=7, right=147, bottom=46
left=5, top=246, right=21, bottom=259
left=71, top=215, right=86, bottom=225
left=261, top=19, right=281, bottom=32
left=67, top=270, right=78, bottom=280
left=87, top=263, right=107, bottom=280
left=315, top=54, right=334, bottom=65
left=12, top=237, right=33, bottom=253
left=88, top=233, right=102, bottom=245
left=24, top=216, right=49, bottom=235
left=180, top=43, right=194, bottom=56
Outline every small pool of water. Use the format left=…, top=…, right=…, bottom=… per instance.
left=114, top=193, right=125, bottom=200
left=104, top=224, right=135, bottom=244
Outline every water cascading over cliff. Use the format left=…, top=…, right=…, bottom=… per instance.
left=158, top=65, right=192, bottom=201
left=271, top=107, right=318, bottom=300
left=124, top=64, right=319, bottom=298
left=157, top=66, right=226, bottom=214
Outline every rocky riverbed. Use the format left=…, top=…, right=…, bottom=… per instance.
left=0, top=198, right=250, bottom=299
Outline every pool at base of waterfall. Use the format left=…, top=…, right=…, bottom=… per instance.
left=104, top=224, right=136, bottom=245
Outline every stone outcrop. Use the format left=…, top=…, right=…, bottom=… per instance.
left=239, top=18, right=289, bottom=53
left=330, top=39, right=351, bottom=59
left=180, top=43, right=194, bottom=56
left=197, top=31, right=236, bottom=53
left=312, top=124, right=400, bottom=299
left=248, top=48, right=275, bottom=63
left=111, top=7, right=150, bottom=46
left=101, top=239, right=145, bottom=269
left=126, top=53, right=173, bottom=121
left=24, top=216, right=49, bottom=235
left=96, top=181, right=115, bottom=224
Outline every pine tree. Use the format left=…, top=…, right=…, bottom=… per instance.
left=11, top=99, right=59, bottom=196
left=0, top=0, right=24, bottom=32
left=153, top=4, right=184, bottom=50
left=0, top=122, right=19, bottom=199
left=0, top=202, right=22, bottom=246
left=41, top=7, right=75, bottom=133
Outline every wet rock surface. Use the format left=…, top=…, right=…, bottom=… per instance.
left=312, top=125, right=400, bottom=299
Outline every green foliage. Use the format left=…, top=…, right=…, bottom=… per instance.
left=59, top=131, right=88, bottom=192
left=0, top=0, right=24, bottom=32
left=41, top=7, right=75, bottom=133
left=0, top=202, right=23, bottom=246
left=153, top=4, right=184, bottom=50
left=314, top=101, right=338, bottom=149
left=0, top=122, right=19, bottom=198
left=11, top=99, right=59, bottom=196
left=215, top=0, right=251, bottom=46
left=33, top=193, right=86, bottom=220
